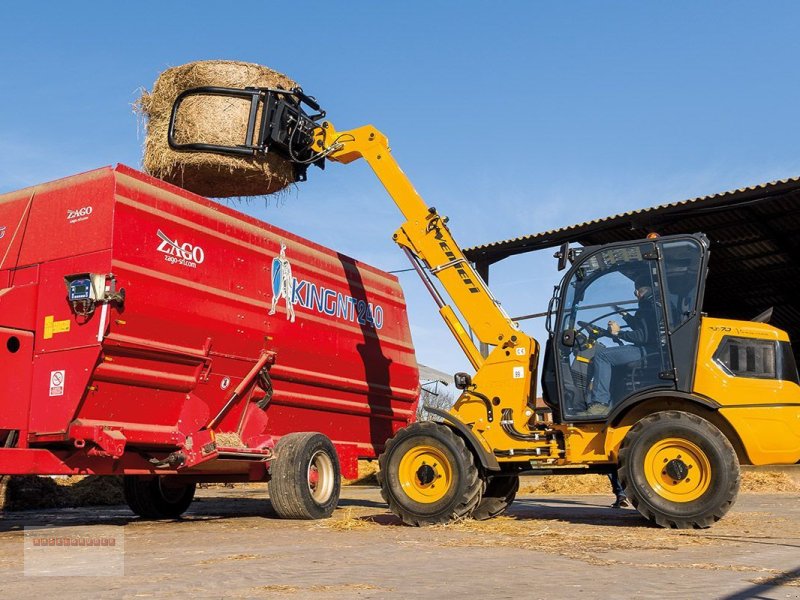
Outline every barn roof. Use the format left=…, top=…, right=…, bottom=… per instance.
left=463, top=176, right=800, bottom=345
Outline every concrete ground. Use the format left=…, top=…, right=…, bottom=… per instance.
left=0, top=484, right=798, bottom=600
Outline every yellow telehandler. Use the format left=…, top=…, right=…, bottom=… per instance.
left=168, top=86, right=800, bottom=529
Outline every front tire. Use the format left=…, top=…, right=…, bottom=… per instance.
left=378, top=421, right=483, bottom=526
left=269, top=432, right=341, bottom=520
left=618, top=410, right=739, bottom=529
left=123, top=476, right=196, bottom=519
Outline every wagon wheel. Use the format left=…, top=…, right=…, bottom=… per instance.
left=618, top=410, right=740, bottom=529
left=269, top=432, right=341, bottom=520
left=124, top=476, right=196, bottom=519
left=378, top=421, right=483, bottom=526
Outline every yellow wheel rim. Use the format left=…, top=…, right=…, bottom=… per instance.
left=644, top=437, right=712, bottom=503
left=397, top=445, right=453, bottom=503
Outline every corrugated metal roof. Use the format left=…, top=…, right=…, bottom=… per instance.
left=462, top=174, right=800, bottom=356
left=464, top=176, right=800, bottom=262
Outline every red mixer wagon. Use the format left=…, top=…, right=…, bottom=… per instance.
left=0, top=164, right=419, bottom=519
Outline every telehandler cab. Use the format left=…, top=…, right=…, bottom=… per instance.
left=168, top=86, right=800, bottom=529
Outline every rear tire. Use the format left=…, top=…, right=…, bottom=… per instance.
left=618, top=410, right=739, bottom=529
left=123, top=476, right=196, bottom=519
left=269, top=432, right=341, bottom=520
left=471, top=475, right=519, bottom=521
left=378, top=421, right=483, bottom=526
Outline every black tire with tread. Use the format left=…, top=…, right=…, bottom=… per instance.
left=269, top=432, right=341, bottom=520
left=123, top=476, right=196, bottom=519
left=471, top=475, right=519, bottom=521
left=618, top=410, right=740, bottom=529
left=378, top=421, right=483, bottom=526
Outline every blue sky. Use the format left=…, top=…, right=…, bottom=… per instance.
left=2, top=2, right=800, bottom=377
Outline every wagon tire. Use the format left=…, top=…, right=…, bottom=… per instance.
left=378, top=421, right=483, bottom=526
left=618, top=410, right=739, bottom=529
left=269, top=432, right=341, bottom=520
left=471, top=475, right=519, bottom=521
left=123, top=476, right=196, bottom=519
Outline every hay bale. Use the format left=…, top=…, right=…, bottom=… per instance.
left=139, top=60, right=298, bottom=198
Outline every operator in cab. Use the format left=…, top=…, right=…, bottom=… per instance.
left=587, top=273, right=658, bottom=412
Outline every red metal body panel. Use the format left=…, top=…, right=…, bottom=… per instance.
left=0, top=165, right=419, bottom=480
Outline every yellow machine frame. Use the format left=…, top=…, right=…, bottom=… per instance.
left=315, top=121, right=800, bottom=470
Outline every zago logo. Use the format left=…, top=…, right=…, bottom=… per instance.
left=268, top=242, right=384, bottom=329
left=157, top=229, right=205, bottom=268
left=67, top=205, right=93, bottom=224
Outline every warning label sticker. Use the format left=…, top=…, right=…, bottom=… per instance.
left=49, top=370, right=65, bottom=397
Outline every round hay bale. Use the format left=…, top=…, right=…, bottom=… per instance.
left=139, top=60, right=299, bottom=198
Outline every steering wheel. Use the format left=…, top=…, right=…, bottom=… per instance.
left=576, top=320, right=625, bottom=346
left=576, top=320, right=604, bottom=338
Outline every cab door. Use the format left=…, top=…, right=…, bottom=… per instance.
left=551, top=241, right=674, bottom=421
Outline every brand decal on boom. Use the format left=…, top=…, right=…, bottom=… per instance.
left=268, top=243, right=384, bottom=329
left=432, top=227, right=480, bottom=293
left=0, top=226, right=6, bottom=239
left=157, top=229, right=205, bottom=269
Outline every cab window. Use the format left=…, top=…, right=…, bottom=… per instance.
left=661, top=239, right=702, bottom=332
left=557, top=243, right=673, bottom=420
